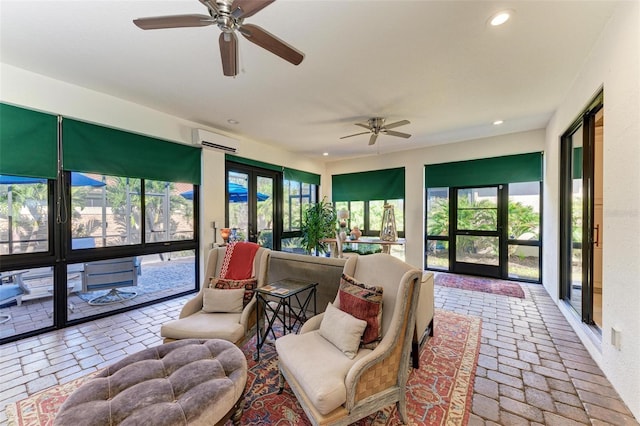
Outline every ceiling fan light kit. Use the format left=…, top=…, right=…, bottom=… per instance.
left=340, top=117, right=412, bottom=145
left=133, top=0, right=304, bottom=77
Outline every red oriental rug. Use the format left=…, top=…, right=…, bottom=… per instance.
left=5, top=310, right=481, bottom=426
left=435, top=272, right=525, bottom=299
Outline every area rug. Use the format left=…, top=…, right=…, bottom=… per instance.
left=5, top=309, right=481, bottom=426
left=435, top=272, right=525, bottom=299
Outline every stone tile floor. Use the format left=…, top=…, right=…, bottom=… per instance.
left=0, top=281, right=638, bottom=425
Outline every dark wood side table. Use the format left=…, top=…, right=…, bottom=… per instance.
left=254, top=278, right=318, bottom=360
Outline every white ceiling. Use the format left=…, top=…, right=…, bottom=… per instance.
left=0, top=0, right=619, bottom=161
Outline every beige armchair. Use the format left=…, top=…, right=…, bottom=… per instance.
left=275, top=253, right=422, bottom=425
left=161, top=245, right=270, bottom=347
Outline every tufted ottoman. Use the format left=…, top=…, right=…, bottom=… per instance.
left=54, top=339, right=247, bottom=426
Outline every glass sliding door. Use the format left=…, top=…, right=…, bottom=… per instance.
left=560, top=92, right=603, bottom=328
left=564, top=123, right=585, bottom=316
left=452, top=186, right=504, bottom=277
left=226, top=163, right=279, bottom=249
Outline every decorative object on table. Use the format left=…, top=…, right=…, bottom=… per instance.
left=220, top=228, right=231, bottom=244
left=350, top=226, right=362, bottom=240
left=300, top=197, right=336, bottom=256
left=380, top=203, right=397, bottom=241
left=337, top=208, right=350, bottom=242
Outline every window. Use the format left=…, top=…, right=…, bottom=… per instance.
left=283, top=180, right=317, bottom=232
left=332, top=167, right=405, bottom=240
left=281, top=167, right=320, bottom=253
left=1, top=109, right=201, bottom=344
left=70, top=174, right=195, bottom=248
left=426, top=187, right=449, bottom=270
left=1, top=177, right=50, bottom=254
left=507, top=182, right=541, bottom=281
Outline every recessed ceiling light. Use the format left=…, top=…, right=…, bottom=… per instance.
left=323, top=152, right=329, bottom=156
left=227, top=119, right=239, bottom=125
left=493, top=120, right=504, bottom=125
left=489, top=10, right=512, bottom=26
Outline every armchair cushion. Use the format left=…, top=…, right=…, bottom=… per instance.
left=276, top=331, right=372, bottom=416
left=337, top=273, right=383, bottom=348
left=202, top=288, right=245, bottom=313
left=160, top=311, right=244, bottom=342
left=319, top=303, right=367, bottom=359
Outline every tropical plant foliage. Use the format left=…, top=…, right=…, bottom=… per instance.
left=300, top=197, right=336, bottom=255
left=427, top=196, right=539, bottom=256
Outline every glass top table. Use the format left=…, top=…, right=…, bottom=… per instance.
left=253, top=278, right=318, bottom=360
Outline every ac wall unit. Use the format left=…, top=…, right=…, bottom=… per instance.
left=192, top=129, right=239, bottom=154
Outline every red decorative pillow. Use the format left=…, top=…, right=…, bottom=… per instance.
left=210, top=277, right=257, bottom=308
left=337, top=273, right=383, bottom=348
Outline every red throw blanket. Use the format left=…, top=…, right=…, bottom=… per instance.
left=219, top=241, right=260, bottom=280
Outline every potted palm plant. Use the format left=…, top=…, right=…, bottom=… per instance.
left=300, top=198, right=336, bottom=255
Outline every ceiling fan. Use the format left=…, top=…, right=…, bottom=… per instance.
left=340, top=118, right=412, bottom=146
left=133, top=0, right=304, bottom=77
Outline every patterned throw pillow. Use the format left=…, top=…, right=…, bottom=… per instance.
left=210, top=277, right=257, bottom=308
left=337, top=273, right=383, bottom=348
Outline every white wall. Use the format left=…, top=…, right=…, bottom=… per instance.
left=325, top=130, right=545, bottom=269
left=543, top=1, right=640, bottom=418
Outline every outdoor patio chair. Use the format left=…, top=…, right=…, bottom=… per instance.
left=0, top=271, right=30, bottom=324
left=81, top=257, right=138, bottom=305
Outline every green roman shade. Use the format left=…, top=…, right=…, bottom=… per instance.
left=332, top=167, right=405, bottom=202
left=425, top=152, right=543, bottom=188
left=63, top=118, right=201, bottom=184
left=225, top=154, right=281, bottom=172
left=284, top=167, right=320, bottom=185
left=0, top=103, right=58, bottom=179
left=573, top=147, right=583, bottom=179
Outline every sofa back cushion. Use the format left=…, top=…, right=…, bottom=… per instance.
left=268, top=251, right=346, bottom=313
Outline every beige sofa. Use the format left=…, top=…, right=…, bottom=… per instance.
left=413, top=271, right=435, bottom=368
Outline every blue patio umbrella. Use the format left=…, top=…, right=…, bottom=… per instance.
left=70, top=172, right=106, bottom=187
left=0, top=175, right=46, bottom=184
left=0, top=173, right=105, bottom=187
left=180, top=182, right=269, bottom=202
